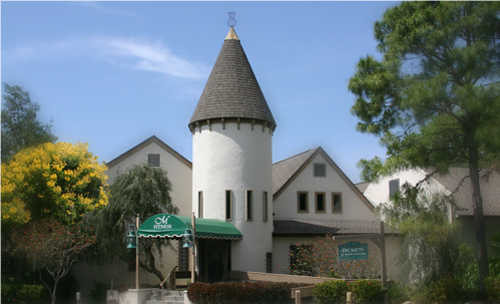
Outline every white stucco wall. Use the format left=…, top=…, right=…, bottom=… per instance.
left=192, top=122, right=273, bottom=273
left=106, top=141, right=192, bottom=217
left=274, top=153, right=376, bottom=222
left=363, top=168, right=448, bottom=208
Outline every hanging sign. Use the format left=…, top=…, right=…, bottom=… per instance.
left=338, top=242, right=368, bottom=261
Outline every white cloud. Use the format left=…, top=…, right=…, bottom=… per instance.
left=4, top=37, right=209, bottom=80
left=98, top=38, right=208, bottom=79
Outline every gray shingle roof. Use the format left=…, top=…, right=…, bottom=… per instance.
left=272, top=149, right=316, bottom=195
left=429, top=168, right=500, bottom=216
left=273, top=220, right=339, bottom=235
left=189, top=29, right=276, bottom=129
left=274, top=219, right=397, bottom=235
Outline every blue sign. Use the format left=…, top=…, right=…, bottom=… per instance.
left=338, top=242, right=368, bottom=261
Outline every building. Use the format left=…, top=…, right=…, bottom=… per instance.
left=361, top=167, right=500, bottom=250
left=74, top=26, right=406, bottom=290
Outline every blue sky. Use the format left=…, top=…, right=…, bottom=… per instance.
left=2, top=1, right=395, bottom=183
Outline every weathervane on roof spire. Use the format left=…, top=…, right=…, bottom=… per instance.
left=227, top=11, right=237, bottom=28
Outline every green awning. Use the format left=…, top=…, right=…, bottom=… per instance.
left=137, top=213, right=242, bottom=240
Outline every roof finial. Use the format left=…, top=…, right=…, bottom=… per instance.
left=225, top=12, right=239, bottom=41
left=227, top=11, right=237, bottom=28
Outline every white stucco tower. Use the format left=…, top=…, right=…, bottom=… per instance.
left=189, top=27, right=276, bottom=272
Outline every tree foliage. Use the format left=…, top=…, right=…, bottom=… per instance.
left=357, top=156, right=384, bottom=182
left=13, top=219, right=95, bottom=304
left=94, top=165, right=178, bottom=283
left=349, top=2, right=500, bottom=287
left=1, top=83, right=56, bottom=162
left=1, top=142, right=109, bottom=226
left=380, top=185, right=459, bottom=283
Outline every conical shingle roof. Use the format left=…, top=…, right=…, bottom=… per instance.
left=189, top=28, right=276, bottom=130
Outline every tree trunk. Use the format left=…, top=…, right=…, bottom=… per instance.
left=50, top=278, right=59, bottom=304
left=140, top=247, right=165, bottom=283
left=468, top=141, right=489, bottom=293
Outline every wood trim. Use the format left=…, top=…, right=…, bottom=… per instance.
left=106, top=135, right=192, bottom=169
left=317, top=147, right=375, bottom=211
left=273, top=147, right=375, bottom=212
left=273, top=149, right=318, bottom=200
left=188, top=117, right=275, bottom=133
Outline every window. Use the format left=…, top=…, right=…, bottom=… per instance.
left=297, top=192, right=309, bottom=213
left=315, top=192, right=326, bottom=213
left=389, top=179, right=400, bottom=198
left=263, top=191, right=268, bottom=222
left=332, top=193, right=342, bottom=213
left=246, top=190, right=253, bottom=221
left=266, top=252, right=272, bottom=273
left=198, top=191, right=203, bottom=218
left=289, top=245, right=313, bottom=276
left=148, top=153, right=160, bottom=167
left=313, top=163, right=326, bottom=177
left=225, top=190, right=232, bottom=220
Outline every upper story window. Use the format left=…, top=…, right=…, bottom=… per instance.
left=315, top=192, right=326, bottom=213
left=297, top=192, right=309, bottom=213
left=332, top=193, right=342, bottom=213
left=198, top=191, right=203, bottom=218
left=263, top=191, right=268, bottom=222
left=225, top=190, right=232, bottom=220
left=148, top=153, right=160, bottom=167
left=389, top=179, right=400, bottom=198
left=313, top=163, right=326, bottom=177
left=246, top=190, right=253, bottom=221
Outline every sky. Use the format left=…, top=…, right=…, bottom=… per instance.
left=1, top=1, right=396, bottom=183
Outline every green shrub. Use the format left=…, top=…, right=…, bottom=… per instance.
left=350, top=280, right=385, bottom=304
left=187, top=281, right=300, bottom=304
left=313, top=280, right=348, bottom=304
left=385, top=281, right=409, bottom=304
left=414, top=276, right=463, bottom=304
left=1, top=283, right=46, bottom=304
left=485, top=276, right=500, bottom=302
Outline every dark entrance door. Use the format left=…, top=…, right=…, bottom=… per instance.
left=198, top=239, right=231, bottom=282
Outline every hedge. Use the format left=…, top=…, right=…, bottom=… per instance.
left=187, top=281, right=302, bottom=304
left=313, top=280, right=348, bottom=304
left=313, top=280, right=385, bottom=304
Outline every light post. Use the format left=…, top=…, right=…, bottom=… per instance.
left=126, top=215, right=140, bottom=289
left=182, top=228, right=194, bottom=249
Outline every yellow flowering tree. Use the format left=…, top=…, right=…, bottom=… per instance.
left=1, top=142, right=108, bottom=226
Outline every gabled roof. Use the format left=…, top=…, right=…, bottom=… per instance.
left=272, top=149, right=316, bottom=195
left=189, top=27, right=276, bottom=130
left=106, top=135, right=192, bottom=169
left=356, top=181, right=371, bottom=193
left=428, top=167, right=500, bottom=216
left=273, top=220, right=339, bottom=236
left=274, top=219, right=396, bottom=235
left=272, top=147, right=374, bottom=211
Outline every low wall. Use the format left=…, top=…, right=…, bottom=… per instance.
left=230, top=271, right=342, bottom=285
left=106, top=289, right=154, bottom=304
